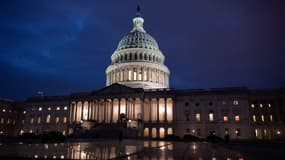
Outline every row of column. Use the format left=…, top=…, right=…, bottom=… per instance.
left=143, top=98, right=173, bottom=122
left=107, top=67, right=169, bottom=87
left=69, top=97, right=173, bottom=124
left=70, top=98, right=142, bottom=124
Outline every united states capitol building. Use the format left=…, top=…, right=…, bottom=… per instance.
left=1, top=7, right=284, bottom=140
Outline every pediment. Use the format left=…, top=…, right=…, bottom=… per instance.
left=91, top=83, right=143, bottom=97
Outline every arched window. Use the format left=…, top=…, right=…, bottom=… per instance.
left=149, top=55, right=151, bottom=61
left=124, top=54, right=128, bottom=60
left=134, top=54, right=138, bottom=60
left=129, top=53, right=132, bottom=60
left=153, top=56, right=155, bottom=62
left=144, top=54, right=147, bottom=60
left=120, top=55, right=123, bottom=62
left=139, top=53, right=143, bottom=60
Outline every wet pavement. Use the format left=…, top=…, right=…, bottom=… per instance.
left=0, top=139, right=278, bottom=159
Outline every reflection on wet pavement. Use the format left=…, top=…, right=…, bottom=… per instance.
left=0, top=140, right=248, bottom=159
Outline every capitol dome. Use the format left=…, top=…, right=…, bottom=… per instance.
left=105, top=6, right=170, bottom=89
left=116, top=30, right=159, bottom=51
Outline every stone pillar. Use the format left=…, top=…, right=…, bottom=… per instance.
left=70, top=102, right=73, bottom=123
left=81, top=101, right=84, bottom=121
left=87, top=101, right=90, bottom=120
left=75, top=102, right=78, bottom=123
left=164, top=98, right=167, bottom=122
left=157, top=98, right=159, bottom=122
left=111, top=99, right=113, bottom=123
left=103, top=99, right=106, bottom=123
left=97, top=100, right=100, bottom=122
left=133, top=99, right=136, bottom=120
left=149, top=98, right=152, bottom=122
left=118, top=98, right=121, bottom=123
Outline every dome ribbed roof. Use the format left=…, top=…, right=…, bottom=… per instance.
left=116, top=30, right=159, bottom=51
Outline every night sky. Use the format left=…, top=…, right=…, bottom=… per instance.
left=1, top=0, right=285, bottom=100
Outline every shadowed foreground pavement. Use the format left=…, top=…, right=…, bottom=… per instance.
left=0, top=139, right=283, bottom=159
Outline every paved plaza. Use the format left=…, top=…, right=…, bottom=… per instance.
left=1, top=139, right=283, bottom=159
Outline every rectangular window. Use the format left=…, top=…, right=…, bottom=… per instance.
left=270, top=114, right=273, bottom=122
left=223, top=116, right=229, bottom=122
left=233, top=100, right=239, bottom=105
left=195, top=113, right=201, bottom=122
left=134, top=71, right=137, bottom=80
left=261, top=115, right=265, bottom=122
left=209, top=113, right=214, bottom=122
left=128, top=70, right=132, bottom=80
left=235, top=115, right=240, bottom=122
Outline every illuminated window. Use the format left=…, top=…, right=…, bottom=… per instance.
left=252, top=115, right=256, bottom=122
left=2, top=109, right=6, bottom=112
left=46, top=114, right=51, bottom=124
left=56, top=116, right=60, bottom=124
left=251, top=104, right=255, bottom=108
left=7, top=118, right=10, bottom=124
left=235, top=115, right=240, bottom=122
left=23, top=111, right=26, bottom=114
left=159, top=128, right=165, bottom=138
left=30, top=118, right=34, bottom=124
left=37, top=116, right=41, bottom=124
left=64, top=106, right=68, bottom=110
left=195, top=113, right=201, bottom=122
left=233, top=100, right=239, bottom=105
left=268, top=103, right=271, bottom=108
left=222, top=101, right=227, bottom=105
left=260, top=104, right=263, bottom=108
left=0, top=118, right=4, bottom=124
left=63, top=117, right=67, bottom=124
left=144, top=128, right=149, bottom=137
left=277, top=130, right=281, bottom=135
left=38, top=107, right=42, bottom=111
left=151, top=128, right=157, bottom=138
left=133, top=70, right=137, bottom=80
left=128, top=70, right=132, bottom=80
left=223, top=116, right=229, bottom=122
left=209, top=112, right=214, bottom=122
left=56, top=107, right=60, bottom=111
left=270, top=114, right=273, bottom=122
left=143, top=70, right=147, bottom=81
left=261, top=115, right=264, bottom=122
left=167, top=128, right=173, bottom=135
left=138, top=70, right=142, bottom=80
left=48, top=107, right=51, bottom=111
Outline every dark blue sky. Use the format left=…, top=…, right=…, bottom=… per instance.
left=1, top=0, right=285, bottom=100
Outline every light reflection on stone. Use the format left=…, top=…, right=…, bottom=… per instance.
left=0, top=141, right=248, bottom=160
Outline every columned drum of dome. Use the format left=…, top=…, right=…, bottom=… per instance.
left=105, top=6, right=170, bottom=89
